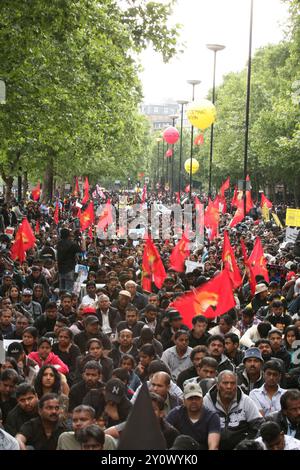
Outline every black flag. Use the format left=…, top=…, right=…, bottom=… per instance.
left=118, top=383, right=167, bottom=450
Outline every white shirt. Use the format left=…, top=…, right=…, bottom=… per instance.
left=100, top=310, right=112, bottom=335
left=81, top=294, right=98, bottom=307
left=256, top=434, right=300, bottom=450
left=249, top=385, right=286, bottom=417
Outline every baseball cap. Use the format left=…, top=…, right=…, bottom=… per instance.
left=167, top=309, right=182, bottom=321
left=3, top=271, right=13, bottom=278
left=105, top=378, right=126, bottom=404
left=82, top=306, right=97, bottom=315
left=84, top=315, right=99, bottom=326
left=119, top=290, right=131, bottom=299
left=183, top=382, right=203, bottom=399
left=7, top=342, right=24, bottom=358
left=22, top=288, right=33, bottom=296
left=170, top=435, right=201, bottom=451
left=243, top=347, right=263, bottom=363
left=254, top=283, right=268, bottom=295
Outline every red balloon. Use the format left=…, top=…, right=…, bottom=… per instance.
left=162, top=126, right=179, bottom=144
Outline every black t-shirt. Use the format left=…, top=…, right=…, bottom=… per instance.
left=5, top=404, right=39, bottom=436
left=57, top=239, right=81, bottom=273
left=18, top=416, right=66, bottom=450
left=51, top=343, right=81, bottom=374
left=69, top=380, right=104, bottom=412
left=0, top=397, right=17, bottom=424
left=188, top=330, right=211, bottom=348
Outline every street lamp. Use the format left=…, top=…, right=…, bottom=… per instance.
left=177, top=100, right=189, bottom=199
left=206, top=44, right=225, bottom=197
left=187, top=80, right=201, bottom=200
left=169, top=114, right=179, bottom=194
left=156, top=137, right=162, bottom=189
left=243, top=0, right=254, bottom=216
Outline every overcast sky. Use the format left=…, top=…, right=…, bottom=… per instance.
left=138, top=0, right=289, bottom=104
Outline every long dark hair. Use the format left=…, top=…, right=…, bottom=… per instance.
left=34, top=364, right=61, bottom=398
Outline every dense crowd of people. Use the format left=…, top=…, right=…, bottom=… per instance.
left=0, top=190, right=300, bottom=451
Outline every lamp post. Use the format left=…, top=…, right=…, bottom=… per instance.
left=187, top=80, right=201, bottom=200
left=177, top=100, right=188, bottom=200
left=156, top=137, right=162, bottom=189
left=169, top=114, right=179, bottom=194
left=243, top=0, right=254, bottom=216
left=206, top=44, right=225, bottom=198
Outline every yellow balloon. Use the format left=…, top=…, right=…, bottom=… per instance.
left=184, top=158, right=199, bottom=174
left=187, top=99, right=216, bottom=130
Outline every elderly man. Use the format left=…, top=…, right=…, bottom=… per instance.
left=96, top=294, right=121, bottom=336
left=124, top=280, right=148, bottom=311
left=203, top=370, right=264, bottom=450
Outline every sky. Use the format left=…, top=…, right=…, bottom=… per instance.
left=139, top=0, right=289, bottom=104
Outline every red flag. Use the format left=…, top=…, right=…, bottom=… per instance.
left=229, top=200, right=245, bottom=228
left=10, top=232, right=26, bottom=263
left=219, top=177, right=230, bottom=198
left=247, top=237, right=270, bottom=294
left=175, top=192, right=180, bottom=204
left=35, top=220, right=40, bottom=235
left=141, top=184, right=147, bottom=204
left=53, top=202, right=59, bottom=225
left=80, top=201, right=95, bottom=231
left=246, top=175, right=254, bottom=213
left=74, top=177, right=80, bottom=197
left=185, top=184, right=190, bottom=194
left=261, top=193, right=272, bottom=210
left=11, top=218, right=36, bottom=262
left=194, top=134, right=204, bottom=145
left=204, top=198, right=220, bottom=240
left=222, top=231, right=242, bottom=289
left=97, top=200, right=113, bottom=230
left=165, top=149, right=173, bottom=157
left=170, top=270, right=236, bottom=328
left=81, top=177, right=90, bottom=205
left=142, top=237, right=166, bottom=291
left=31, top=183, right=41, bottom=201
left=169, top=234, right=190, bottom=272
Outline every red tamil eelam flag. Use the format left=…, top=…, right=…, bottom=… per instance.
left=142, top=237, right=166, bottom=291
left=31, top=183, right=41, bottom=201
left=80, top=201, right=95, bottom=231
left=170, top=270, right=236, bottom=328
left=81, top=177, right=90, bottom=205
left=261, top=193, right=272, bottom=210
left=247, top=237, right=270, bottom=294
left=204, top=198, right=220, bottom=240
left=222, top=230, right=242, bottom=289
left=169, top=234, right=190, bottom=272
left=246, top=175, right=254, bottom=213
left=35, top=220, right=40, bottom=235
left=73, top=177, right=80, bottom=197
left=229, top=200, right=245, bottom=228
left=53, top=202, right=59, bottom=225
left=11, top=218, right=36, bottom=262
left=97, top=200, right=113, bottom=230
left=141, top=184, right=147, bottom=204
left=219, top=177, right=230, bottom=198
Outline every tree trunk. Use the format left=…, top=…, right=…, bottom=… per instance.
left=294, top=178, right=299, bottom=208
left=43, top=153, right=54, bottom=202
left=4, top=176, right=14, bottom=203
left=23, top=172, right=28, bottom=199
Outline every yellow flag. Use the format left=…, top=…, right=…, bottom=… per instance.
left=262, top=205, right=270, bottom=222
left=272, top=212, right=283, bottom=228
